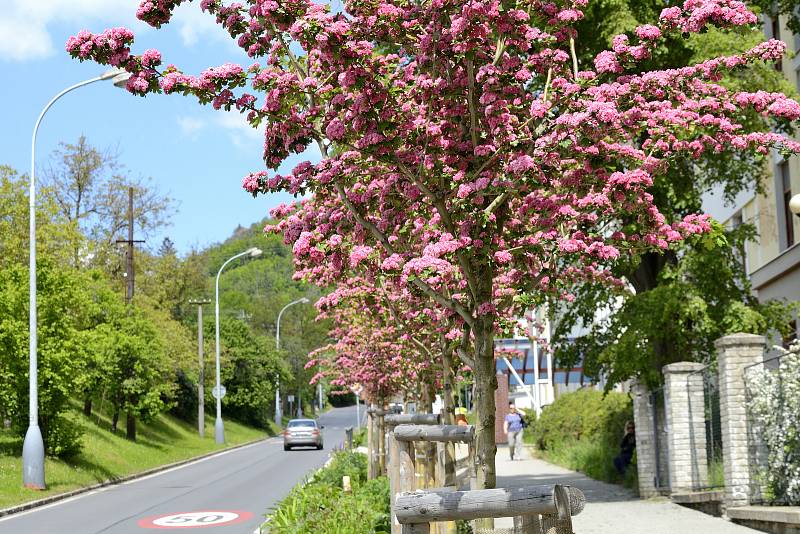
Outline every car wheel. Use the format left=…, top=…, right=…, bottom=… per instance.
left=284, top=445, right=291, bottom=451
left=317, top=443, right=323, bottom=450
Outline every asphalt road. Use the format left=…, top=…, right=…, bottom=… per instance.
left=0, top=405, right=361, bottom=534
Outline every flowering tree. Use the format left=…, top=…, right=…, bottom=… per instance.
left=70, top=0, right=800, bottom=488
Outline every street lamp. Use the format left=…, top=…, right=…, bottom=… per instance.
left=790, top=194, right=800, bottom=217
left=214, top=247, right=262, bottom=443
left=24, top=68, right=131, bottom=490
left=275, top=297, right=310, bottom=423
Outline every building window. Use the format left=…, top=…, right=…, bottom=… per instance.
left=781, top=161, right=794, bottom=248
left=731, top=211, right=747, bottom=275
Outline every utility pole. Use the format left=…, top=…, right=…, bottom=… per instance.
left=115, top=187, right=144, bottom=441
left=116, top=187, right=145, bottom=304
left=189, top=298, right=211, bottom=438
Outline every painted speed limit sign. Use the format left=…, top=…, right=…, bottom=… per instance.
left=138, top=510, right=254, bottom=529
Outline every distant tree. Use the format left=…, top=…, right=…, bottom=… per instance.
left=158, top=237, right=177, bottom=257
left=40, top=136, right=174, bottom=266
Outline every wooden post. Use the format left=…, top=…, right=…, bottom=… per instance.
left=389, top=429, right=401, bottom=534
left=539, top=485, right=574, bottom=534
left=378, top=405, right=387, bottom=475
left=514, top=515, right=543, bottom=534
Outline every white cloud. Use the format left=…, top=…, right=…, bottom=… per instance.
left=216, top=110, right=263, bottom=148
left=177, top=116, right=206, bottom=139
left=170, top=5, right=223, bottom=47
left=0, top=0, right=141, bottom=62
left=0, top=0, right=234, bottom=62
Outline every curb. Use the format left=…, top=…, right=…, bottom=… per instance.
left=0, top=437, right=269, bottom=518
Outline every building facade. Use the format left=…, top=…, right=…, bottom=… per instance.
left=702, top=12, right=800, bottom=340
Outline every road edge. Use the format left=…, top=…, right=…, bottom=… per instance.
left=0, top=437, right=270, bottom=518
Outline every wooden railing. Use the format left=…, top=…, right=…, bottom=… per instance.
left=385, top=415, right=586, bottom=534
left=395, top=484, right=585, bottom=533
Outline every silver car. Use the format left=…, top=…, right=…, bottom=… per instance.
left=283, top=419, right=324, bottom=450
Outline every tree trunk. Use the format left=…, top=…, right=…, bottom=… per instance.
left=472, top=313, right=497, bottom=491
left=378, top=400, right=387, bottom=475
left=418, top=384, right=437, bottom=489
left=368, top=405, right=378, bottom=480
left=112, top=409, right=119, bottom=433
left=126, top=412, right=136, bottom=441
left=83, top=398, right=92, bottom=417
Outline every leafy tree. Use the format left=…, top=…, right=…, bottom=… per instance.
left=213, top=317, right=289, bottom=428
left=40, top=136, right=174, bottom=268
left=89, top=307, right=175, bottom=440
left=0, top=263, right=91, bottom=456
left=549, top=3, right=798, bottom=388
left=0, top=166, right=81, bottom=270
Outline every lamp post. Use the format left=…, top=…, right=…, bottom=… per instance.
left=214, top=247, right=262, bottom=444
left=790, top=194, right=800, bottom=217
left=24, top=68, right=131, bottom=489
left=275, top=297, right=310, bottom=424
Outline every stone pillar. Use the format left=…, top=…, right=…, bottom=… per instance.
left=663, top=362, right=708, bottom=492
left=632, top=382, right=659, bottom=498
left=716, top=333, right=765, bottom=509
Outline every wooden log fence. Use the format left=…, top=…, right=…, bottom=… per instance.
left=386, top=415, right=587, bottom=534
left=395, top=484, right=586, bottom=534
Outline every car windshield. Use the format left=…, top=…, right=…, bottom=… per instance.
left=287, top=420, right=316, bottom=428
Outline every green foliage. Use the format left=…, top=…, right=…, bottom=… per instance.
left=213, top=317, right=288, bottom=428
left=548, top=0, right=797, bottom=390
left=528, top=389, right=636, bottom=488
left=0, top=262, right=92, bottom=457
left=747, top=352, right=800, bottom=504
left=267, top=452, right=390, bottom=534
left=529, top=389, right=632, bottom=451
left=555, top=225, right=797, bottom=389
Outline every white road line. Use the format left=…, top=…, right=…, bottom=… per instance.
left=0, top=439, right=269, bottom=524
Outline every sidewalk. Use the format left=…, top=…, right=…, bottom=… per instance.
left=493, top=445, right=756, bottom=533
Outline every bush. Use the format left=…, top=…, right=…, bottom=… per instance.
left=747, top=352, right=800, bottom=505
left=529, top=388, right=632, bottom=452
left=267, top=451, right=390, bottom=534
left=527, top=388, right=636, bottom=488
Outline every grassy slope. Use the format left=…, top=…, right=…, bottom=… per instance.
left=0, top=405, right=277, bottom=509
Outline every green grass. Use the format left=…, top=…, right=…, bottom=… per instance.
left=0, top=404, right=275, bottom=509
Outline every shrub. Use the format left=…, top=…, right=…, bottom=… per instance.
left=529, top=388, right=632, bottom=452
left=747, top=352, right=800, bottom=505
left=267, top=451, right=390, bottom=533
left=527, top=388, right=635, bottom=488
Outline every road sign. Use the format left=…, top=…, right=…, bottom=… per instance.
left=138, top=510, right=254, bottom=529
left=287, top=395, right=295, bottom=403
left=211, top=385, right=226, bottom=400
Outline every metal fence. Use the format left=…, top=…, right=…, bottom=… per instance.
left=743, top=348, right=800, bottom=505
left=687, top=364, right=724, bottom=491
left=650, top=386, right=671, bottom=493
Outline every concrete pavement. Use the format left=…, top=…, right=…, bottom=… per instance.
left=0, top=406, right=358, bottom=534
left=494, top=444, right=757, bottom=533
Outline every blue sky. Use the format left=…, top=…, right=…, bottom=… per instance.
left=0, top=0, right=318, bottom=255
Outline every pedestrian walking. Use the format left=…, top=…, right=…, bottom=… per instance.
left=503, top=402, right=526, bottom=461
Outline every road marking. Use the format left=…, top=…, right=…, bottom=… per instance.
left=0, top=440, right=269, bottom=524
left=138, top=510, right=254, bottom=529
